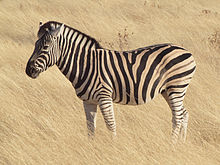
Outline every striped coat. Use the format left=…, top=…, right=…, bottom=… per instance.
left=26, top=21, right=196, bottom=143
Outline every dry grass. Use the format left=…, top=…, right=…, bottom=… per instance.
left=0, top=0, right=220, bottom=164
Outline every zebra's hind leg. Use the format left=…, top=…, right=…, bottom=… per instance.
left=83, top=101, right=97, bottom=137
left=162, top=88, right=189, bottom=143
left=98, top=97, right=116, bottom=136
left=179, top=107, right=189, bottom=143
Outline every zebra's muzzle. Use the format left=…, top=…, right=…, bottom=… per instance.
left=25, top=63, right=40, bottom=79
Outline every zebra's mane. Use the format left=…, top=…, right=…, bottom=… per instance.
left=37, top=21, right=102, bottom=49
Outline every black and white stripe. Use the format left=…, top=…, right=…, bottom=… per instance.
left=26, top=21, right=196, bottom=143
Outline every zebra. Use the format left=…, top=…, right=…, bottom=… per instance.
left=25, top=21, right=196, bottom=143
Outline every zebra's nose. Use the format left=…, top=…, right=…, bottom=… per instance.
left=25, top=60, right=36, bottom=78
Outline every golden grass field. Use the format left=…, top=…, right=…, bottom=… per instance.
left=0, top=0, right=220, bottom=164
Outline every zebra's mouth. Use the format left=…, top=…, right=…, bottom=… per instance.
left=26, top=65, right=40, bottom=79
left=30, top=67, right=40, bottom=79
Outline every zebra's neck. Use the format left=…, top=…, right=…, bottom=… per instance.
left=56, top=25, right=99, bottom=87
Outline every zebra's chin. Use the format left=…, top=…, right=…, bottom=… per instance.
left=30, top=72, right=40, bottom=79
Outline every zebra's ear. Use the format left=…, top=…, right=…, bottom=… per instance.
left=50, top=24, right=64, bottom=37
left=39, top=21, right=43, bottom=28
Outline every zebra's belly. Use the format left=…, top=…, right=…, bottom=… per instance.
left=113, top=100, right=145, bottom=105
left=76, top=90, right=150, bottom=105
left=76, top=92, right=99, bottom=105
left=112, top=92, right=153, bottom=105
left=75, top=83, right=156, bottom=105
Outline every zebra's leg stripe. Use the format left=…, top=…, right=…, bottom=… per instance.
left=180, top=108, right=188, bottom=142
left=98, top=98, right=116, bottom=136
left=162, top=89, right=189, bottom=143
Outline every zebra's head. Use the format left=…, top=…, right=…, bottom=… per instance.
left=26, top=22, right=64, bottom=79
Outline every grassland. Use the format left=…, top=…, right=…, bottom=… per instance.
left=0, top=0, right=220, bottom=164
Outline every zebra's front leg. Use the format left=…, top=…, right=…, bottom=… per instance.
left=98, top=97, right=116, bottom=136
left=83, top=101, right=97, bottom=137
